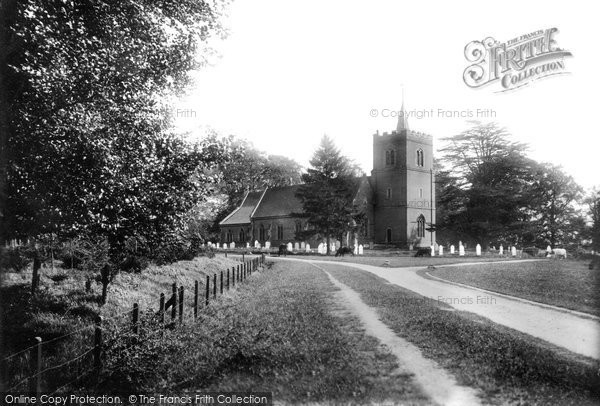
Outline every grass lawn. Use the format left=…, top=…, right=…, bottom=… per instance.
left=428, top=260, right=600, bottom=316
left=97, top=260, right=429, bottom=404
left=275, top=253, right=525, bottom=268
left=325, top=264, right=600, bottom=405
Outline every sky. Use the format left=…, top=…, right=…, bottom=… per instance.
left=173, top=0, right=599, bottom=190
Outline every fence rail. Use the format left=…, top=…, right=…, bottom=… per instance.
left=1, top=254, right=266, bottom=393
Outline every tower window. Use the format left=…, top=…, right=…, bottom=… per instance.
left=386, top=188, right=392, bottom=199
left=417, top=215, right=425, bottom=238
left=419, top=188, right=423, bottom=198
left=416, top=149, right=424, bottom=167
left=385, top=150, right=396, bottom=166
left=277, top=224, right=284, bottom=240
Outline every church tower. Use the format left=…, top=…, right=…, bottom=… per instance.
left=371, top=103, right=435, bottom=247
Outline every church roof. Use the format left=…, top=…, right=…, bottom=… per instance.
left=219, top=191, right=263, bottom=225
left=251, top=185, right=304, bottom=218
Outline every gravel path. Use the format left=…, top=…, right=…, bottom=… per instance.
left=315, top=263, right=481, bottom=406
left=277, top=257, right=600, bottom=360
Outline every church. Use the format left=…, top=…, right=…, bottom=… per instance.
left=219, top=106, right=436, bottom=249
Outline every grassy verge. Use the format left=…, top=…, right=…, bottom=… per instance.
left=325, top=264, right=600, bottom=405
left=428, top=260, right=600, bottom=316
left=0, top=255, right=240, bottom=391
left=96, top=261, right=429, bottom=404
left=278, top=254, right=527, bottom=268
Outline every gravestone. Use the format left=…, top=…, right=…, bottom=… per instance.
left=294, top=242, right=300, bottom=251
left=430, top=246, right=435, bottom=256
left=255, top=240, right=260, bottom=248
left=439, top=245, right=444, bottom=256
left=459, top=244, right=465, bottom=256
left=230, top=242, right=235, bottom=249
left=409, top=243, right=413, bottom=251
left=450, top=244, right=455, bottom=254
left=301, top=242, right=305, bottom=250
left=511, top=246, right=517, bottom=257
left=216, top=243, right=220, bottom=249
left=318, top=243, right=324, bottom=254
left=287, top=242, right=293, bottom=252
left=335, top=240, right=341, bottom=250
left=476, top=244, right=481, bottom=256
left=358, top=245, right=364, bottom=255
left=265, top=241, right=271, bottom=249
left=246, top=242, right=250, bottom=248
left=353, top=245, right=358, bottom=255
left=305, top=243, right=311, bottom=253
left=499, top=245, right=503, bottom=255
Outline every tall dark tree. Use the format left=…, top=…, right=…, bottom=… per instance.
left=585, top=188, right=600, bottom=251
left=1, top=0, right=229, bottom=252
left=295, top=135, right=360, bottom=254
left=438, top=122, right=536, bottom=246
left=530, top=163, right=583, bottom=247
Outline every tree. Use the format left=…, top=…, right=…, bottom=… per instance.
left=438, top=122, right=537, bottom=246
left=1, top=0, right=229, bottom=256
left=529, top=163, right=583, bottom=247
left=585, top=188, right=600, bottom=251
left=295, top=135, right=360, bottom=254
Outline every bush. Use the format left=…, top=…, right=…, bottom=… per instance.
left=119, top=255, right=150, bottom=273
left=0, top=246, right=34, bottom=272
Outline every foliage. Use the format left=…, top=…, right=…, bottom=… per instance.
left=584, top=188, right=600, bottom=251
left=295, top=135, right=362, bottom=253
left=437, top=122, right=585, bottom=248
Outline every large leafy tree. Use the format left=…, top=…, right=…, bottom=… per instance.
left=437, top=122, right=537, bottom=246
left=1, top=0, right=229, bottom=253
left=584, top=188, right=600, bottom=251
left=529, top=163, right=583, bottom=247
left=295, top=135, right=360, bottom=254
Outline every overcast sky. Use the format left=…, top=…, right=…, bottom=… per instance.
left=173, top=0, right=599, bottom=190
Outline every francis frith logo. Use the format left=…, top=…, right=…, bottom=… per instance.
left=463, top=28, right=572, bottom=92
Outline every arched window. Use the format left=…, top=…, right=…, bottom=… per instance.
left=416, top=149, right=424, bottom=167
left=259, top=224, right=265, bottom=241
left=226, top=229, right=233, bottom=243
left=277, top=224, right=284, bottom=240
left=390, top=150, right=395, bottom=165
left=385, top=150, right=396, bottom=166
left=295, top=221, right=302, bottom=233
left=239, top=228, right=245, bottom=242
left=417, top=215, right=425, bottom=238
left=385, top=151, right=390, bottom=165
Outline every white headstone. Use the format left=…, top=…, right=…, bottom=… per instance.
left=335, top=240, right=341, bottom=250
left=439, top=245, right=444, bottom=256
left=287, top=242, right=293, bottom=252
left=255, top=240, right=260, bottom=248
left=330, top=243, right=335, bottom=253
left=294, top=242, right=300, bottom=251
left=546, top=245, right=552, bottom=253
left=305, top=243, right=311, bottom=252
left=318, top=243, right=324, bottom=254
left=459, top=244, right=465, bottom=256
left=301, top=242, right=305, bottom=250
left=476, top=244, right=481, bottom=256
left=358, top=244, right=364, bottom=255
left=511, top=246, right=517, bottom=257
left=230, top=242, right=235, bottom=249
left=216, top=242, right=220, bottom=249
left=430, top=246, right=435, bottom=256
left=409, top=243, right=414, bottom=251
left=499, top=245, right=503, bottom=255
left=450, top=244, right=455, bottom=254
left=246, top=242, right=250, bottom=248
left=265, top=241, right=271, bottom=249
left=353, top=245, right=358, bottom=255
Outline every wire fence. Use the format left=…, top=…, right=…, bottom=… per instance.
left=1, top=254, right=267, bottom=393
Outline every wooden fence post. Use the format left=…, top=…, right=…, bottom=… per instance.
left=205, top=275, right=210, bottom=306
left=31, top=257, right=41, bottom=294
left=132, top=303, right=139, bottom=334
left=227, top=269, right=230, bottom=290
left=194, top=281, right=198, bottom=320
left=237, top=265, right=240, bottom=283
left=220, top=271, right=223, bottom=294
left=94, top=316, right=102, bottom=373
left=178, top=286, right=184, bottom=324
left=232, top=267, right=235, bottom=287
left=171, top=283, right=177, bottom=322
left=213, top=274, right=217, bottom=299
left=101, top=265, right=110, bottom=305
left=29, top=337, right=42, bottom=394
left=159, top=294, right=165, bottom=325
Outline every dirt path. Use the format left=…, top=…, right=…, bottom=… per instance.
left=313, top=263, right=482, bottom=406
left=276, top=257, right=600, bottom=360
